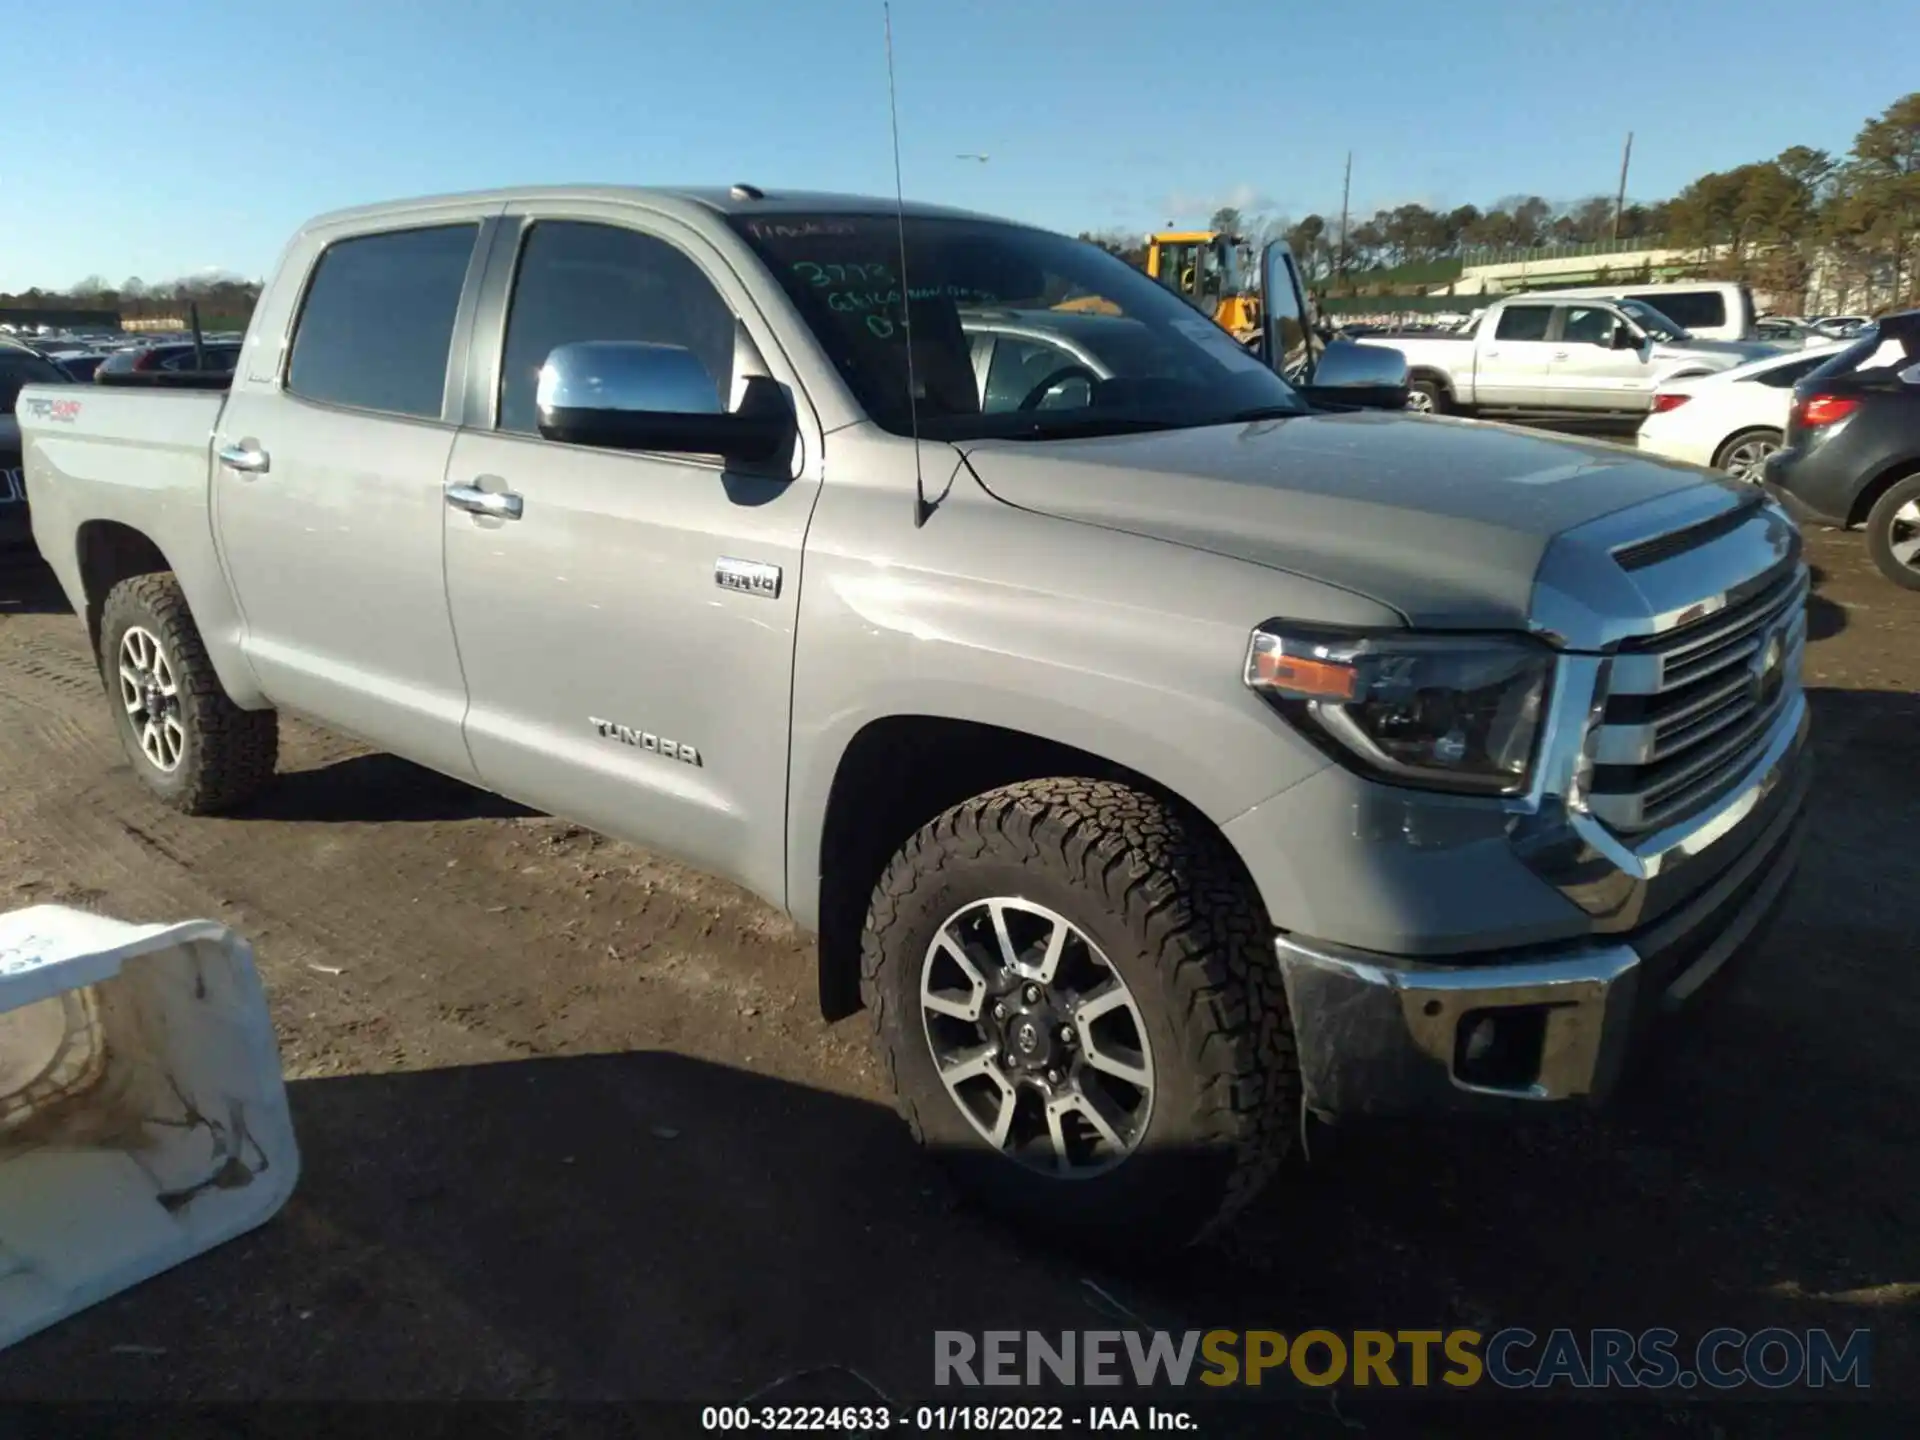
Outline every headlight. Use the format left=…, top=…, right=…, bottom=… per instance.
left=1244, top=626, right=1553, bottom=795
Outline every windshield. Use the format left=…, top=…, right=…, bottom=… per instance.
left=1615, top=299, right=1687, bottom=342
left=728, top=213, right=1304, bottom=440
left=1, top=348, right=71, bottom=413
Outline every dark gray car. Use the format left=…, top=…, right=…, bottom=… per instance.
left=1, top=343, right=75, bottom=550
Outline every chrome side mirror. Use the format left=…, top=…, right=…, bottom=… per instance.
left=1300, top=338, right=1412, bottom=411
left=536, top=341, right=793, bottom=463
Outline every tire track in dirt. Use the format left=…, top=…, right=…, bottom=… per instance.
left=0, top=603, right=868, bottom=1097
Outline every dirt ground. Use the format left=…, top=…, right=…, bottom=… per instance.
left=0, top=526, right=1914, bottom=1431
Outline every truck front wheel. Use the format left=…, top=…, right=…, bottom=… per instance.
left=861, top=777, right=1297, bottom=1250
left=99, top=573, right=278, bottom=813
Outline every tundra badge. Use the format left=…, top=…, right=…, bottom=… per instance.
left=715, top=557, right=782, bottom=599
left=589, top=718, right=702, bottom=766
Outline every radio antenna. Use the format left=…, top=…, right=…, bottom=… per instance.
left=884, top=3, right=929, bottom=528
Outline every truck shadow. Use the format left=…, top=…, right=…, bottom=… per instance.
left=235, top=752, right=537, bottom=824
left=0, top=551, right=71, bottom=616
left=2, top=1033, right=1902, bottom=1425
left=0, top=691, right=1911, bottom=1426
left=1804, top=563, right=1847, bottom=642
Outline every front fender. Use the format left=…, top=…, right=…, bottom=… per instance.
left=783, top=444, right=1401, bottom=930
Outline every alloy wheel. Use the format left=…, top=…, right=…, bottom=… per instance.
left=1889, top=500, right=1920, bottom=574
left=919, top=897, right=1154, bottom=1177
left=117, top=626, right=186, bottom=773
left=1721, top=435, right=1779, bottom=482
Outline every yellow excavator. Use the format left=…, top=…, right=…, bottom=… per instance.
left=1144, top=231, right=1261, bottom=342
left=1054, top=231, right=1262, bottom=342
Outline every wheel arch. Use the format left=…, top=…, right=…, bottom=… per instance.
left=1710, top=424, right=1784, bottom=472
left=802, top=709, right=1282, bottom=1022
left=1848, top=458, right=1920, bottom=529
left=74, top=519, right=267, bottom=708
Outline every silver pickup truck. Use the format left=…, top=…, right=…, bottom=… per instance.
left=1384, top=294, right=1780, bottom=424
left=18, top=186, right=1810, bottom=1248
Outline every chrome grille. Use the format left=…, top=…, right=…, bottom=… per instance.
left=1586, top=565, right=1808, bottom=834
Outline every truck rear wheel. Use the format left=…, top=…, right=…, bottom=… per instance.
left=861, top=777, right=1297, bottom=1250
left=99, top=573, right=278, bottom=813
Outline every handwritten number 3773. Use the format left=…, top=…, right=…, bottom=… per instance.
left=792, top=261, right=893, bottom=287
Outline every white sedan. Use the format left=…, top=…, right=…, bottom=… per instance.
left=1635, top=345, right=1843, bottom=481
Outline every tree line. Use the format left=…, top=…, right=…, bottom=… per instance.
left=0, top=272, right=263, bottom=324
left=1082, top=90, right=1919, bottom=311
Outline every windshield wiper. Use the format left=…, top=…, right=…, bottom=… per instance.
left=1222, top=405, right=1305, bottom=423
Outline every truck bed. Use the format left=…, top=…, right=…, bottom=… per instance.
left=17, top=382, right=229, bottom=602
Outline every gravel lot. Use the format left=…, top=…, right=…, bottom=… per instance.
left=0, top=527, right=1913, bottom=1431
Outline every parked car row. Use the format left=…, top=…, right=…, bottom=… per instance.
left=0, top=326, right=245, bottom=384
left=1629, top=311, right=1920, bottom=590
left=1764, top=312, right=1920, bottom=589
left=1635, top=345, right=1844, bottom=479
left=1378, top=292, right=1779, bottom=426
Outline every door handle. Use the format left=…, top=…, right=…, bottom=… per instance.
left=1552, top=351, right=1570, bottom=360
left=446, top=482, right=523, bottom=520
left=216, top=442, right=269, bottom=474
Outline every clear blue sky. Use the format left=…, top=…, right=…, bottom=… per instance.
left=3, top=0, right=1914, bottom=292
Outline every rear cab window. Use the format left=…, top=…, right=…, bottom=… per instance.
left=286, top=223, right=478, bottom=418
left=1624, top=290, right=1725, bottom=332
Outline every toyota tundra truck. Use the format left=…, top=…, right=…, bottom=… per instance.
left=17, top=186, right=1810, bottom=1248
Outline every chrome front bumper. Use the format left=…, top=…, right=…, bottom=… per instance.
left=1276, top=711, right=1809, bottom=1118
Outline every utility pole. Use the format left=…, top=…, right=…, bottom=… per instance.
left=1611, top=132, right=1634, bottom=242
left=1336, top=151, right=1352, bottom=285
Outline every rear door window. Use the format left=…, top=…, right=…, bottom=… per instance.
left=1493, top=305, right=1552, bottom=342
left=287, top=223, right=478, bottom=419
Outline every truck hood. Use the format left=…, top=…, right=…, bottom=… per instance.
left=961, top=410, right=1720, bottom=630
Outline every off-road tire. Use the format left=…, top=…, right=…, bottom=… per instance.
left=860, top=777, right=1298, bottom=1251
left=1865, top=474, right=1920, bottom=592
left=99, top=573, right=278, bottom=813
